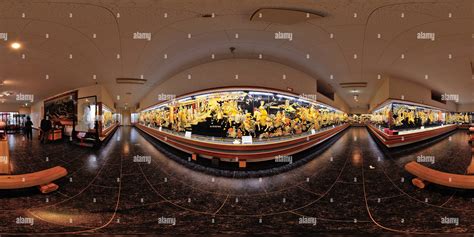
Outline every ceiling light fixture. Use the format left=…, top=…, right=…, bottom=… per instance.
left=11, top=42, right=21, bottom=49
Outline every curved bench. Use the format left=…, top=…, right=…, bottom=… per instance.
left=0, top=166, right=68, bottom=193
left=468, top=147, right=474, bottom=175
left=0, top=138, right=11, bottom=174
left=404, top=161, right=474, bottom=189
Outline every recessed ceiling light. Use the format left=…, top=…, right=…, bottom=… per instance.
left=11, top=42, right=21, bottom=49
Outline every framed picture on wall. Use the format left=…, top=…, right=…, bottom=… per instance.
left=44, top=90, right=78, bottom=125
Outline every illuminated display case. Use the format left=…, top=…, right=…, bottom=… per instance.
left=370, top=101, right=450, bottom=131
left=76, top=97, right=97, bottom=132
left=446, top=112, right=471, bottom=124
left=113, top=113, right=122, bottom=124
left=101, top=104, right=113, bottom=132
left=131, top=113, right=139, bottom=124
left=348, top=114, right=372, bottom=125
left=371, top=103, right=392, bottom=128
left=368, top=100, right=462, bottom=147
left=139, top=88, right=348, bottom=141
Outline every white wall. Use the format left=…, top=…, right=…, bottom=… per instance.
left=120, top=108, right=131, bottom=126
left=369, top=79, right=390, bottom=111
left=388, top=77, right=457, bottom=111
left=458, top=103, right=474, bottom=112
left=0, top=104, right=22, bottom=112
left=369, top=77, right=459, bottom=112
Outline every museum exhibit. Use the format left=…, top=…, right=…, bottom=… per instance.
left=0, top=0, right=472, bottom=236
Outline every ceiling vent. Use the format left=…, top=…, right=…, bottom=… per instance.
left=201, top=13, right=214, bottom=18
left=250, top=8, right=324, bottom=25
left=116, top=78, right=147, bottom=85
left=339, top=82, right=368, bottom=88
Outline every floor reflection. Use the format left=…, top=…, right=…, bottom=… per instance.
left=0, top=126, right=472, bottom=235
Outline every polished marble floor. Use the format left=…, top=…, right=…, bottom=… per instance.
left=0, top=126, right=472, bottom=235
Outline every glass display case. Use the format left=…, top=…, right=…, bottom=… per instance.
left=371, top=103, right=392, bottom=128
left=131, top=113, right=139, bottom=124
left=76, top=97, right=97, bottom=132
left=139, top=88, right=348, bottom=140
left=101, top=104, right=113, bottom=132
left=446, top=112, right=470, bottom=124
left=113, top=113, right=122, bottom=124
left=349, top=114, right=372, bottom=125
left=370, top=100, right=449, bottom=131
left=0, top=112, right=25, bottom=133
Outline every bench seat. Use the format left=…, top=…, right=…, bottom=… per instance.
left=405, top=161, right=474, bottom=189
left=0, top=166, right=67, bottom=192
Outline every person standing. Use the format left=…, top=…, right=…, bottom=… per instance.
left=40, top=116, right=52, bottom=143
left=24, top=116, right=33, bottom=140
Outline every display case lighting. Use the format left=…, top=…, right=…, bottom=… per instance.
left=195, top=93, right=212, bottom=98
left=102, top=105, right=112, bottom=112
left=248, top=91, right=274, bottom=96
left=276, top=94, right=294, bottom=100
left=297, top=98, right=309, bottom=103
left=178, top=97, right=192, bottom=102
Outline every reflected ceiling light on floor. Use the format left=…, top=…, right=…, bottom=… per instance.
left=10, top=42, right=21, bottom=49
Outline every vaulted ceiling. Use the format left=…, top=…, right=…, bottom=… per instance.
left=0, top=0, right=472, bottom=110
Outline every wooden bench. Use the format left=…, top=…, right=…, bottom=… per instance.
left=0, top=166, right=68, bottom=193
left=0, top=139, right=11, bottom=174
left=468, top=147, right=474, bottom=175
left=405, top=161, right=474, bottom=189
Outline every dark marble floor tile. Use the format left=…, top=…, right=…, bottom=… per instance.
left=1, top=126, right=472, bottom=235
